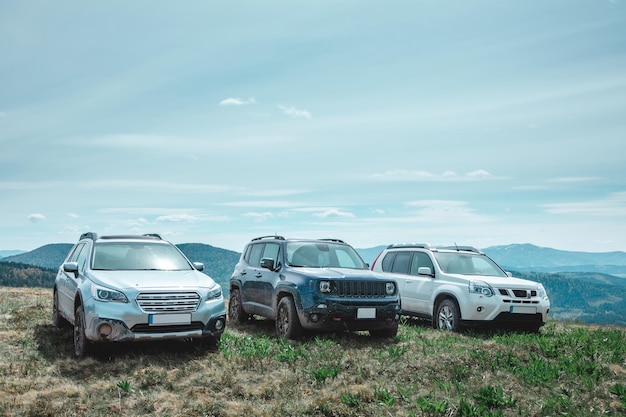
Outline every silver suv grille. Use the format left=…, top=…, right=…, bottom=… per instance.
left=335, top=281, right=388, bottom=298
left=136, top=291, right=201, bottom=313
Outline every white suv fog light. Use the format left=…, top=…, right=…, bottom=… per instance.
left=476, top=306, right=484, bottom=313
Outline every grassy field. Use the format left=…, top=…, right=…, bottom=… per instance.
left=1, top=287, right=625, bottom=417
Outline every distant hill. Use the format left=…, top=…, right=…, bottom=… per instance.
left=176, top=243, right=240, bottom=293
left=483, top=243, right=626, bottom=276
left=0, top=250, right=25, bottom=259
left=356, top=245, right=386, bottom=265
left=0, top=261, right=56, bottom=288
left=2, top=244, right=73, bottom=269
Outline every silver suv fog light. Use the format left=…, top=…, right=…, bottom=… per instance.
left=97, top=323, right=113, bottom=339
left=215, top=319, right=224, bottom=331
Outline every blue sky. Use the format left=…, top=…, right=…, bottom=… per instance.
left=1, top=1, right=625, bottom=253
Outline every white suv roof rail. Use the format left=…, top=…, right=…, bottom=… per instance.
left=387, top=243, right=432, bottom=249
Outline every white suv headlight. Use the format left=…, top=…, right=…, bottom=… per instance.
left=537, top=283, right=547, bottom=299
left=91, top=284, right=128, bottom=303
left=385, top=282, right=396, bottom=295
left=468, top=281, right=494, bottom=297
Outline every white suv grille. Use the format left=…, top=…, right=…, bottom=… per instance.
left=136, top=291, right=201, bottom=313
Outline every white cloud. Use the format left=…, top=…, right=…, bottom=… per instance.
left=68, top=213, right=79, bottom=219
left=548, top=176, right=602, bottom=183
left=243, top=212, right=274, bottom=222
left=278, top=105, right=312, bottom=119
left=371, top=170, right=496, bottom=182
left=313, top=209, right=355, bottom=219
left=28, top=213, right=45, bottom=222
left=542, top=192, right=626, bottom=216
left=156, top=213, right=197, bottom=222
left=219, top=97, right=256, bottom=106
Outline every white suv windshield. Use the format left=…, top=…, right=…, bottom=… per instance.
left=92, top=242, right=192, bottom=271
left=286, top=242, right=367, bottom=269
left=434, top=252, right=507, bottom=277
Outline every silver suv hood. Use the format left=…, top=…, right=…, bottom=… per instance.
left=89, top=270, right=217, bottom=290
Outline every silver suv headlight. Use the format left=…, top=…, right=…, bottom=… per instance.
left=468, top=280, right=494, bottom=297
left=91, top=284, right=128, bottom=303
left=206, top=284, right=223, bottom=300
left=385, top=282, right=396, bottom=295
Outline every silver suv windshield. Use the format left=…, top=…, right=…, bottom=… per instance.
left=286, top=242, right=367, bottom=269
left=434, top=252, right=507, bottom=277
left=92, top=242, right=193, bottom=271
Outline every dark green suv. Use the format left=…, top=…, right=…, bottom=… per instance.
left=229, top=236, right=401, bottom=339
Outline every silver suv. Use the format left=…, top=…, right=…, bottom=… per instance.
left=53, top=233, right=226, bottom=357
left=371, top=243, right=550, bottom=332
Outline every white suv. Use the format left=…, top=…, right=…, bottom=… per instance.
left=371, top=244, right=550, bottom=332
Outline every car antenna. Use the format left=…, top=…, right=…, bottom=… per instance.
left=454, top=242, right=459, bottom=251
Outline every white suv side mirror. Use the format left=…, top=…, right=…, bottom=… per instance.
left=417, top=267, right=434, bottom=277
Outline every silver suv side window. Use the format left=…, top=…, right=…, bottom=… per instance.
left=75, top=243, right=90, bottom=272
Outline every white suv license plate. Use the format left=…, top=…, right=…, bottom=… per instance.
left=509, top=306, right=537, bottom=314
left=357, top=308, right=376, bottom=319
left=149, top=313, right=191, bottom=326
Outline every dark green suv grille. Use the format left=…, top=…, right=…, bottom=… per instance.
left=335, top=281, right=389, bottom=297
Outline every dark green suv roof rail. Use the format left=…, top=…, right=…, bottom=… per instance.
left=319, top=238, right=346, bottom=244
left=251, top=235, right=286, bottom=241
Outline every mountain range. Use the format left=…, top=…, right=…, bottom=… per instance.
left=2, top=242, right=626, bottom=326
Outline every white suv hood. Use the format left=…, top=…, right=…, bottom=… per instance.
left=467, top=274, right=540, bottom=289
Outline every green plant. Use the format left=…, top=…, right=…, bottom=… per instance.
left=340, top=393, right=360, bottom=407
left=610, top=383, right=626, bottom=409
left=416, top=395, right=448, bottom=415
left=473, top=385, right=516, bottom=409
left=374, top=386, right=395, bottom=408
left=310, top=364, right=340, bottom=383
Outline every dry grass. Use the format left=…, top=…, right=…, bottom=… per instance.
left=1, top=287, right=625, bottom=417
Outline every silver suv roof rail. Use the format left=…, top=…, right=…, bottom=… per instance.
left=79, top=232, right=98, bottom=241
